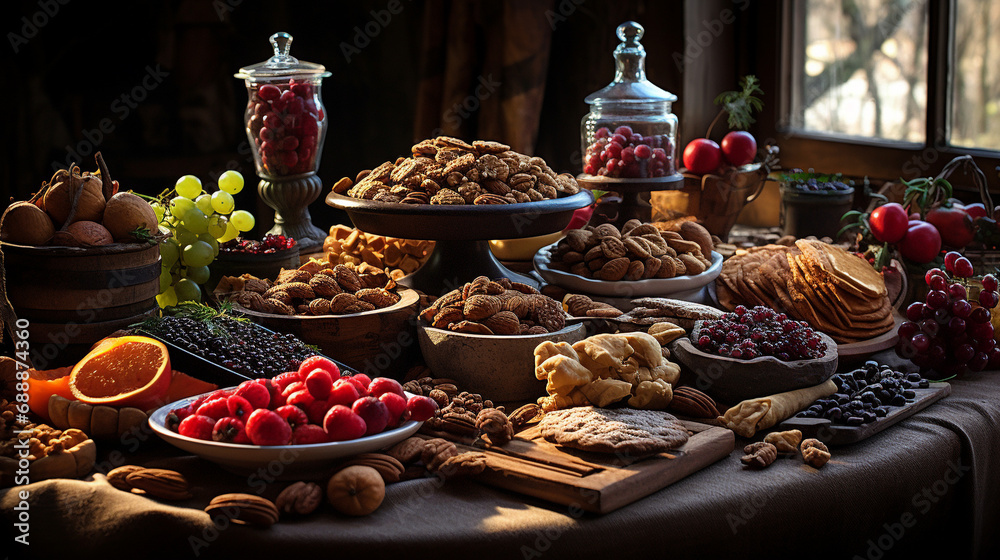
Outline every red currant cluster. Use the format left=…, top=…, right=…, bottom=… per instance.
left=220, top=234, right=296, bottom=255
left=695, top=305, right=828, bottom=361
left=168, top=356, right=438, bottom=445
left=583, top=125, right=674, bottom=178
left=897, top=251, right=1000, bottom=375
left=246, top=79, right=324, bottom=177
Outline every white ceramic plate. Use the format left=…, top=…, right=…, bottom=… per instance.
left=533, top=242, right=724, bottom=298
left=148, top=388, right=422, bottom=477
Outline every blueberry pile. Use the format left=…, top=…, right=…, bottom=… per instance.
left=781, top=170, right=853, bottom=193
left=795, top=361, right=930, bottom=426
left=140, top=315, right=316, bottom=378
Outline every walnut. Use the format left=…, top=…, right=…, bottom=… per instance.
left=741, top=442, right=778, bottom=469
left=475, top=408, right=514, bottom=446
left=386, top=437, right=425, bottom=465
left=421, top=438, right=458, bottom=472
left=438, top=452, right=488, bottom=477
left=275, top=481, right=323, bottom=516
left=507, top=403, right=543, bottom=433
left=428, top=389, right=450, bottom=408
left=764, top=429, right=803, bottom=454
left=801, top=438, right=831, bottom=468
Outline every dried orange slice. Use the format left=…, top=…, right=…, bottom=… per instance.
left=69, top=335, right=172, bottom=410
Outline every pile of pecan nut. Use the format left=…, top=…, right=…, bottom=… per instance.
left=419, top=276, right=567, bottom=335
left=223, top=262, right=401, bottom=316
left=334, top=135, right=580, bottom=205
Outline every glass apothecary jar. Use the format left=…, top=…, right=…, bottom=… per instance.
left=581, top=22, right=679, bottom=179
left=235, top=32, right=331, bottom=178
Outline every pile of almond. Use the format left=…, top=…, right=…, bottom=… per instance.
left=548, top=220, right=716, bottom=281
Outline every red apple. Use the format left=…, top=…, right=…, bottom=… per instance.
left=379, top=392, right=408, bottom=428
left=720, top=131, right=757, bottom=166
left=328, top=378, right=361, bottom=407
left=899, top=221, right=942, bottom=264
left=245, top=409, right=292, bottom=446
left=352, top=396, right=390, bottom=436
left=323, top=405, right=367, bottom=441
left=368, top=377, right=405, bottom=399
left=682, top=138, right=722, bottom=174
left=406, top=395, right=439, bottom=422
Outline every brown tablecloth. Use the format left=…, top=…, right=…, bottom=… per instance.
left=3, top=350, right=1000, bottom=560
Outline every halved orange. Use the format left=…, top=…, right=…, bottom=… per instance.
left=69, top=335, right=172, bottom=410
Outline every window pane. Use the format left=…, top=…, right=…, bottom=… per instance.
left=950, top=0, right=1000, bottom=149
left=796, top=0, right=928, bottom=142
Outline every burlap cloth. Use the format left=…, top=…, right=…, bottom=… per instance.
left=3, top=350, right=999, bottom=560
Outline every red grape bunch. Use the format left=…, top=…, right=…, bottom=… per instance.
left=896, top=251, right=1000, bottom=375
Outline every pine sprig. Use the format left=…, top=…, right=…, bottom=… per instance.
left=709, top=75, right=764, bottom=135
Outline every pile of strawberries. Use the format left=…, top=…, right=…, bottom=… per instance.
left=165, top=356, right=438, bottom=445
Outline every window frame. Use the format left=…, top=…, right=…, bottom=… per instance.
left=753, top=0, right=1000, bottom=196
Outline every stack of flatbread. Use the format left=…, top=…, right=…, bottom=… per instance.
left=715, top=240, right=893, bottom=343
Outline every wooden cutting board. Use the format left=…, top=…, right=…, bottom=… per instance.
left=431, top=419, right=733, bottom=514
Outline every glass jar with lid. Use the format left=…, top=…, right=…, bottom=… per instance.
left=235, top=32, right=331, bottom=178
left=580, top=21, right=679, bottom=179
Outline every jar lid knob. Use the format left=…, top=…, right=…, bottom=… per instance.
left=616, top=21, right=644, bottom=44
left=270, top=32, right=293, bottom=59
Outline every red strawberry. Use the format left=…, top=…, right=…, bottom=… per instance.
left=272, top=371, right=303, bottom=393
left=286, top=389, right=316, bottom=410
left=368, top=377, right=405, bottom=399
left=291, top=423, right=328, bottom=444
left=297, top=355, right=340, bottom=378
left=195, top=397, right=230, bottom=420
left=178, top=414, right=216, bottom=441
left=281, top=381, right=305, bottom=398
left=344, top=376, right=368, bottom=398
left=323, top=405, right=367, bottom=441
left=235, top=379, right=271, bottom=410
left=254, top=378, right=281, bottom=409
left=245, top=409, right=292, bottom=446
left=304, top=398, right=331, bottom=425
left=328, top=378, right=360, bottom=407
left=305, top=368, right=334, bottom=400
left=275, top=405, right=309, bottom=429
left=227, top=395, right=254, bottom=421
left=379, top=392, right=408, bottom=428
left=406, top=395, right=438, bottom=422
left=212, top=417, right=250, bottom=444
left=165, top=405, right=193, bottom=431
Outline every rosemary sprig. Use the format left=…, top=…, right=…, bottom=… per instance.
left=708, top=75, right=764, bottom=136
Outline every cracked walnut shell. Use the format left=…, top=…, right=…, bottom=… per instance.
left=275, top=481, right=323, bottom=516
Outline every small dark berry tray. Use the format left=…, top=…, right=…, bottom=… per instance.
left=777, top=382, right=951, bottom=446
left=136, top=323, right=355, bottom=387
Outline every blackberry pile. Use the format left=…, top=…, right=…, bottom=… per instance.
left=795, top=361, right=930, bottom=426
left=142, top=315, right=315, bottom=378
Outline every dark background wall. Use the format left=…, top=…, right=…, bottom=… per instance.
left=1, top=0, right=731, bottom=237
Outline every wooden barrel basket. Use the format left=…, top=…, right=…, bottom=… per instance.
left=1, top=241, right=160, bottom=368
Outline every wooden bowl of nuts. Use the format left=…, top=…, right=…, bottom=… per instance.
left=216, top=263, right=422, bottom=378
left=415, top=276, right=586, bottom=403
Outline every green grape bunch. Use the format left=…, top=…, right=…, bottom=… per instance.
left=151, top=170, right=254, bottom=308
